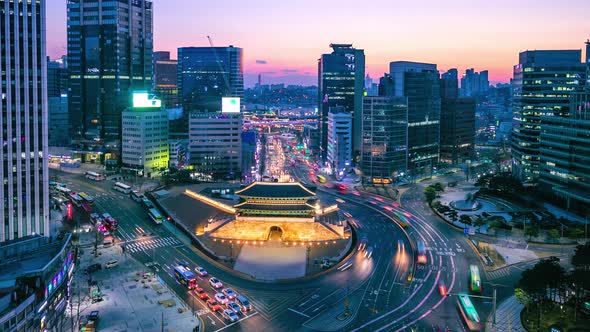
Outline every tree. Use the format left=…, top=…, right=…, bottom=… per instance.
left=432, top=201, right=442, bottom=210
left=525, top=226, right=539, bottom=240
left=519, top=257, right=565, bottom=304
left=424, top=186, right=437, bottom=203
left=448, top=210, right=458, bottom=222
left=547, top=229, right=560, bottom=242
left=515, top=288, right=532, bottom=314
left=571, top=243, right=590, bottom=271
left=432, top=182, right=445, bottom=192
left=566, top=227, right=584, bottom=240
left=460, top=214, right=472, bottom=225
left=473, top=216, right=487, bottom=227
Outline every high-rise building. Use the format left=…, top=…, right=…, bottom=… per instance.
left=122, top=92, right=169, bottom=176
left=440, top=69, right=475, bottom=164
left=389, top=61, right=441, bottom=175
left=153, top=51, right=178, bottom=108
left=440, top=68, right=459, bottom=99
left=538, top=92, right=590, bottom=214
left=188, top=112, right=242, bottom=180
left=1, top=0, right=50, bottom=241
left=67, top=0, right=153, bottom=148
left=361, top=96, right=408, bottom=183
left=47, top=57, right=68, bottom=98
left=318, top=44, right=365, bottom=162
left=511, top=50, right=586, bottom=182
left=48, top=57, right=70, bottom=146
left=440, top=99, right=476, bottom=164
left=178, top=46, right=244, bottom=113
left=460, top=68, right=489, bottom=97
left=327, top=107, right=352, bottom=178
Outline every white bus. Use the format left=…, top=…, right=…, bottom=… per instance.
left=85, top=171, right=105, bottom=181
left=56, top=186, right=71, bottom=196
left=113, top=182, right=131, bottom=194
left=148, top=208, right=163, bottom=225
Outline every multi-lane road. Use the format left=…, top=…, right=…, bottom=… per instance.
left=54, top=164, right=521, bottom=332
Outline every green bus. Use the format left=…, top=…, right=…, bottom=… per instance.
left=458, top=293, right=481, bottom=331
left=469, top=265, right=482, bottom=293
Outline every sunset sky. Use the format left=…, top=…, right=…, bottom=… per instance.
left=46, top=0, right=590, bottom=87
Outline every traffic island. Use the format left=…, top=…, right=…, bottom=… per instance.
left=155, top=182, right=354, bottom=281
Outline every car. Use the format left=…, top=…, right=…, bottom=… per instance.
left=222, top=309, right=238, bottom=322
left=215, top=293, right=229, bottom=305
left=358, top=237, right=368, bottom=251
left=206, top=299, right=221, bottom=312
left=179, top=260, right=190, bottom=269
left=235, top=295, right=252, bottom=312
left=194, top=287, right=209, bottom=300
left=195, top=266, right=207, bottom=277
left=364, top=247, right=374, bottom=259
left=209, top=277, right=223, bottom=289
left=222, top=288, right=237, bottom=300
left=105, top=260, right=118, bottom=268
left=352, top=191, right=361, bottom=196
left=227, top=302, right=241, bottom=314
left=438, top=280, right=448, bottom=296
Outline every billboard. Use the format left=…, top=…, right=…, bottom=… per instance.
left=222, top=97, right=240, bottom=113
left=133, top=92, right=161, bottom=108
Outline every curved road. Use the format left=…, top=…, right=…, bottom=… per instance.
left=54, top=166, right=496, bottom=332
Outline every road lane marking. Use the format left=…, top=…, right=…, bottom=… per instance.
left=288, top=308, right=311, bottom=318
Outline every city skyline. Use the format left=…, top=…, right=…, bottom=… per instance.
left=46, top=0, right=590, bottom=87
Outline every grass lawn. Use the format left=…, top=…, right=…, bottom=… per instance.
left=521, top=303, right=590, bottom=331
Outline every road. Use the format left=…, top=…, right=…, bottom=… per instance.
left=54, top=163, right=538, bottom=332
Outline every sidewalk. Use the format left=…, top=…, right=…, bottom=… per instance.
left=62, top=231, right=201, bottom=332
left=487, top=295, right=525, bottom=332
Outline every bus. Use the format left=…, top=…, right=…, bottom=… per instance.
left=85, top=171, right=105, bottom=181
left=78, top=192, right=94, bottom=205
left=173, top=266, right=197, bottom=289
left=148, top=208, right=163, bottom=225
left=56, top=186, right=71, bottom=196
left=417, top=240, right=427, bottom=264
left=469, top=265, right=482, bottom=293
left=457, top=294, right=481, bottom=331
left=316, top=175, right=326, bottom=183
left=113, top=182, right=131, bottom=194
left=69, top=193, right=84, bottom=207
left=130, top=190, right=144, bottom=203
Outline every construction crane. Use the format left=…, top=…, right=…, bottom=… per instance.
left=206, top=35, right=231, bottom=93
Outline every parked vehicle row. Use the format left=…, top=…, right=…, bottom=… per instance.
left=173, top=263, right=253, bottom=323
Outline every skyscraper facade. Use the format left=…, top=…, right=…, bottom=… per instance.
left=67, top=0, right=153, bottom=147
left=511, top=50, right=585, bottom=182
left=153, top=51, right=178, bottom=108
left=122, top=92, right=169, bottom=176
left=440, top=69, right=475, bottom=164
left=361, top=96, right=408, bottom=183
left=178, top=46, right=244, bottom=113
left=460, top=68, right=489, bottom=97
left=318, top=44, right=365, bottom=163
left=538, top=92, right=590, bottom=214
left=1, top=0, right=50, bottom=241
left=48, top=57, right=70, bottom=146
left=389, top=61, right=441, bottom=175
left=188, top=112, right=242, bottom=180
left=327, top=107, right=352, bottom=178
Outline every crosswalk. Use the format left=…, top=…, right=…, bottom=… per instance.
left=124, top=236, right=181, bottom=253
left=486, top=266, right=512, bottom=280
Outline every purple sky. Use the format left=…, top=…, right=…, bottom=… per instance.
left=47, top=0, right=590, bottom=87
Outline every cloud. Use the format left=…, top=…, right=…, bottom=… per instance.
left=255, top=59, right=268, bottom=64
left=282, top=69, right=299, bottom=73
